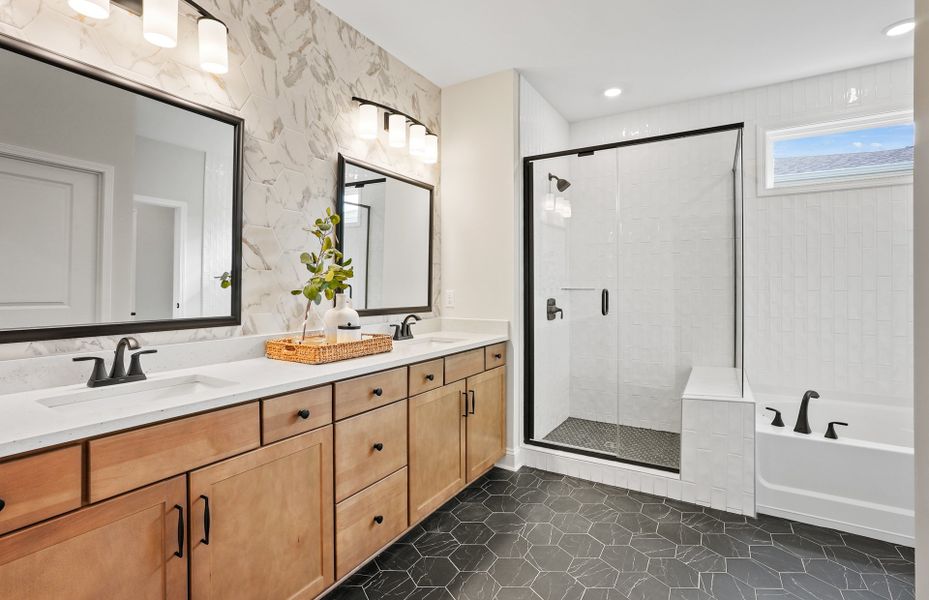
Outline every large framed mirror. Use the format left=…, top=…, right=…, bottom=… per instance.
left=0, top=35, right=243, bottom=343
left=336, top=155, right=433, bottom=316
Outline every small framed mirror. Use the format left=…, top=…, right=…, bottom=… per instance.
left=336, top=155, right=433, bottom=316
left=0, top=36, right=243, bottom=343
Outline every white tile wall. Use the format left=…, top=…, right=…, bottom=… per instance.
left=571, top=59, right=914, bottom=409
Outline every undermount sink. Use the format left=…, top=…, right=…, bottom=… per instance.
left=38, top=374, right=237, bottom=413
left=407, top=336, right=465, bottom=346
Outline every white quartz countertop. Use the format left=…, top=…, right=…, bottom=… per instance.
left=0, top=329, right=507, bottom=460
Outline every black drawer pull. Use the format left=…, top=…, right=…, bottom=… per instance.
left=425, top=373, right=435, bottom=381
left=174, top=504, right=185, bottom=558
left=0, top=498, right=5, bottom=513
left=601, top=288, right=609, bottom=316
left=373, top=442, right=384, bottom=452
left=373, top=387, right=383, bottom=396
left=493, top=353, right=502, bottom=360
left=373, top=515, right=384, bottom=524
left=469, top=390, right=476, bottom=415
left=297, top=408, right=310, bottom=420
left=200, top=495, right=211, bottom=545
left=461, top=391, right=468, bottom=418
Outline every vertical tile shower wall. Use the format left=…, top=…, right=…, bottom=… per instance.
left=570, top=59, right=914, bottom=408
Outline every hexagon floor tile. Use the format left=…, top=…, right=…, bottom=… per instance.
left=324, top=467, right=915, bottom=600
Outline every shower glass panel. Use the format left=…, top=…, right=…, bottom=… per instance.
left=524, top=125, right=744, bottom=473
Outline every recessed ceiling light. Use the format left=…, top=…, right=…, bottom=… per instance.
left=604, top=87, right=623, bottom=98
left=884, top=18, right=915, bottom=37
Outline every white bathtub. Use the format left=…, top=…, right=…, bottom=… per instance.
left=755, top=393, right=914, bottom=545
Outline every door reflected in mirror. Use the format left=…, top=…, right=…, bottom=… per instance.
left=337, top=156, right=433, bottom=315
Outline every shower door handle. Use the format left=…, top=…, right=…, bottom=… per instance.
left=601, top=289, right=609, bottom=316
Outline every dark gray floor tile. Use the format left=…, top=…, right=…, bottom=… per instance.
left=894, top=546, right=914, bottom=562
left=488, top=532, right=531, bottom=558
left=568, top=557, right=618, bottom=588
left=700, top=572, right=755, bottom=600
left=842, top=534, right=905, bottom=560
left=524, top=523, right=564, bottom=546
left=703, top=508, right=746, bottom=524
left=490, top=557, right=540, bottom=587
left=751, top=545, right=804, bottom=572
left=615, top=512, right=658, bottom=534
left=547, top=496, right=583, bottom=513
left=551, top=513, right=592, bottom=534
left=578, top=502, right=619, bottom=524
left=675, top=545, right=726, bottom=573
left=606, top=494, right=644, bottom=514
left=571, top=487, right=607, bottom=504
left=410, top=557, right=459, bottom=586
left=588, top=521, right=632, bottom=546
left=529, top=545, right=574, bottom=572
left=517, top=503, right=557, bottom=523
left=450, top=544, right=495, bottom=572
left=749, top=514, right=795, bottom=534
left=615, top=572, right=672, bottom=600
left=361, top=570, right=416, bottom=600
left=772, top=534, right=827, bottom=560
left=630, top=533, right=678, bottom=557
left=457, top=487, right=490, bottom=504
left=703, top=533, right=750, bottom=557
left=531, top=571, right=585, bottom=600
left=781, top=572, right=844, bottom=600
left=804, top=559, right=866, bottom=590
left=486, top=512, right=526, bottom=534
left=452, top=503, right=492, bottom=523
left=406, top=587, right=455, bottom=600
left=375, top=543, right=421, bottom=571
left=727, top=558, right=783, bottom=588
left=648, top=558, right=700, bottom=588
left=681, top=512, right=726, bottom=535
left=421, top=510, right=460, bottom=533
left=514, top=487, right=551, bottom=504
left=582, top=589, right=628, bottom=600
left=558, top=532, right=605, bottom=558
left=484, top=494, right=522, bottom=513
left=451, top=522, right=494, bottom=545
left=446, top=571, right=501, bottom=600
left=414, top=531, right=458, bottom=557
left=725, top=524, right=773, bottom=545
left=482, top=480, right=516, bottom=495
left=538, top=479, right=575, bottom=496
left=792, top=523, right=845, bottom=546
left=601, top=545, right=649, bottom=572
left=823, top=546, right=885, bottom=574
left=498, top=588, right=544, bottom=600
left=657, top=522, right=702, bottom=546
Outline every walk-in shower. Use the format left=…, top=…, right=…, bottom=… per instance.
left=523, top=124, right=744, bottom=472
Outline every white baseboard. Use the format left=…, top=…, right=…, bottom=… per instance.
left=495, top=448, right=522, bottom=471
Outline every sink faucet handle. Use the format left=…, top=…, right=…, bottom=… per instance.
left=128, top=349, right=158, bottom=378
left=764, top=407, right=785, bottom=427
left=73, top=356, right=108, bottom=387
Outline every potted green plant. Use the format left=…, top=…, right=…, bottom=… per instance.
left=291, top=208, right=356, bottom=342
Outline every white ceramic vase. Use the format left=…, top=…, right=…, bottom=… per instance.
left=323, top=293, right=360, bottom=344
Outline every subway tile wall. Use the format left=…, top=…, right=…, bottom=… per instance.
left=570, top=58, right=914, bottom=409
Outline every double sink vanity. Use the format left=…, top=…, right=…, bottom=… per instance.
left=0, top=327, right=508, bottom=599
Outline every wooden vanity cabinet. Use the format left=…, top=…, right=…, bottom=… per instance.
left=0, top=476, right=187, bottom=600
left=188, top=427, right=334, bottom=600
left=465, top=367, right=507, bottom=482
left=408, top=381, right=467, bottom=522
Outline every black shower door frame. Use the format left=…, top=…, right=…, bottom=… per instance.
left=522, top=122, right=745, bottom=473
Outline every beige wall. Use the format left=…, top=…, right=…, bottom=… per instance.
left=914, top=0, right=928, bottom=591
left=440, top=69, right=520, bottom=455
left=0, top=0, right=440, bottom=359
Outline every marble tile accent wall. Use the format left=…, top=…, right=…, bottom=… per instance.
left=0, top=0, right=440, bottom=361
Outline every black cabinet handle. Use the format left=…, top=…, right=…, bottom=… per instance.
left=460, top=391, right=468, bottom=418
left=174, top=504, right=185, bottom=558
left=601, top=289, right=609, bottom=316
left=297, top=409, right=310, bottom=420
left=373, top=442, right=384, bottom=452
left=494, top=353, right=502, bottom=360
left=469, top=390, right=476, bottom=415
left=373, top=515, right=384, bottom=525
left=425, top=373, right=435, bottom=381
left=765, top=407, right=785, bottom=427
left=373, top=387, right=383, bottom=397
left=0, top=498, right=5, bottom=512
left=200, top=495, right=211, bottom=545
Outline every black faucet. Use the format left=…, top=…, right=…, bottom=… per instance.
left=391, top=314, right=421, bottom=341
left=794, top=390, right=819, bottom=434
left=72, top=337, right=158, bottom=388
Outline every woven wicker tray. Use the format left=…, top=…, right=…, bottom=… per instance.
left=266, top=333, right=393, bottom=365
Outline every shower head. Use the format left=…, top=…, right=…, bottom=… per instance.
left=548, top=173, right=571, bottom=192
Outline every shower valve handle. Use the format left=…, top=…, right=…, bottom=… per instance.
left=765, top=407, right=784, bottom=427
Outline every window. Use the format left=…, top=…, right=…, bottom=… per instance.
left=763, top=111, right=914, bottom=191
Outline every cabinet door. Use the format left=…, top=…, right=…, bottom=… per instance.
left=408, top=381, right=467, bottom=523
left=189, top=427, right=334, bottom=600
left=0, top=476, right=187, bottom=600
left=466, top=367, right=506, bottom=482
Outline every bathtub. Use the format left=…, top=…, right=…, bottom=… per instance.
left=755, top=393, right=914, bottom=545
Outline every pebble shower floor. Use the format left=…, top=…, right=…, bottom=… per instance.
left=325, top=467, right=915, bottom=600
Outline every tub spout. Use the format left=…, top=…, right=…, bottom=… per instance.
left=794, top=390, right=819, bottom=434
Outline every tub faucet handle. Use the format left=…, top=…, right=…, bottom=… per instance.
left=825, top=421, right=848, bottom=440
left=765, top=407, right=785, bottom=427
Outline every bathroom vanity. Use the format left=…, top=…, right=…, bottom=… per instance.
left=0, top=331, right=508, bottom=599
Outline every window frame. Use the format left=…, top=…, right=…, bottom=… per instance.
left=759, top=109, right=914, bottom=196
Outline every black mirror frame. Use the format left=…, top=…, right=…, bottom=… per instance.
left=0, top=34, right=244, bottom=344
left=336, top=154, right=434, bottom=317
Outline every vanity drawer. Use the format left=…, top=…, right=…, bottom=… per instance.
left=485, top=343, right=507, bottom=369
left=88, top=403, right=260, bottom=502
left=334, top=367, right=407, bottom=420
left=409, top=359, right=444, bottom=396
left=262, top=385, right=332, bottom=444
left=0, top=446, right=82, bottom=535
left=336, top=467, right=408, bottom=579
left=445, top=349, right=485, bottom=383
left=335, top=400, right=407, bottom=502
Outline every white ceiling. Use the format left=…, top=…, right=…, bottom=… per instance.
left=316, top=0, right=914, bottom=122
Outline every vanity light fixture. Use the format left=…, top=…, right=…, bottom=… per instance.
left=351, top=97, right=439, bottom=164
left=70, top=0, right=230, bottom=74
left=69, top=0, right=111, bottom=19
left=884, top=18, right=915, bottom=36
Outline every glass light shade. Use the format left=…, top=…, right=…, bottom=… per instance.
left=555, top=197, right=571, bottom=218
left=409, top=124, right=427, bottom=156
left=143, top=0, right=179, bottom=48
left=358, top=104, right=378, bottom=140
left=423, top=133, right=438, bottom=164
left=388, top=113, right=407, bottom=148
left=543, top=193, right=555, bottom=211
left=198, top=18, right=228, bottom=74
left=69, top=0, right=110, bottom=19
